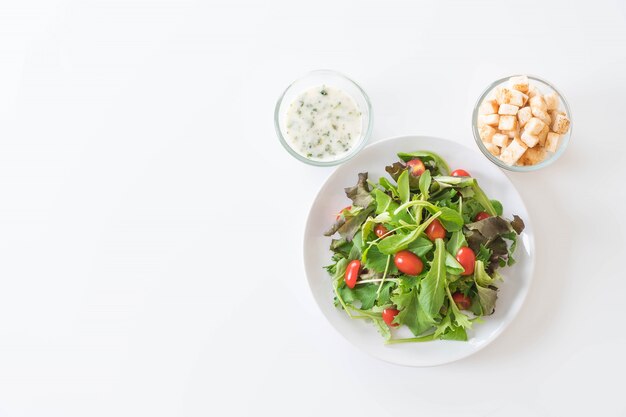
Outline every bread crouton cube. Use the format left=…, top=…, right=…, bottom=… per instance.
left=527, top=85, right=540, bottom=98
left=546, top=132, right=561, bottom=152
left=532, top=108, right=552, bottom=126
left=498, top=115, right=518, bottom=131
left=520, top=130, right=540, bottom=148
left=524, top=117, right=546, bottom=135
left=538, top=124, right=550, bottom=146
left=529, top=95, right=547, bottom=112
left=517, top=106, right=533, bottom=127
left=509, top=75, right=529, bottom=93
left=543, top=92, right=559, bottom=111
left=479, top=100, right=499, bottom=115
left=492, top=133, right=509, bottom=147
left=551, top=113, right=570, bottom=134
left=484, top=143, right=500, bottom=156
left=505, top=129, right=519, bottom=138
left=479, top=125, right=497, bottom=142
left=500, top=138, right=528, bottom=165
left=517, top=146, right=547, bottom=166
left=478, top=114, right=500, bottom=127
left=498, top=104, right=519, bottom=115
left=497, top=88, right=528, bottom=107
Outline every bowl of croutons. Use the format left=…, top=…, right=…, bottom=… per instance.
left=472, top=75, right=572, bottom=171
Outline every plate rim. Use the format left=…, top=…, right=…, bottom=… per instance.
left=302, top=134, right=536, bottom=367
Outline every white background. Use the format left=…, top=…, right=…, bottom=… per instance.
left=1, top=0, right=625, bottom=416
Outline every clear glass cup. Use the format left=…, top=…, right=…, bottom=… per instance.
left=472, top=75, right=573, bottom=172
left=274, top=70, right=373, bottom=166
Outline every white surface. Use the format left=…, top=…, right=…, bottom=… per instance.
left=0, top=0, right=625, bottom=416
left=304, top=136, right=535, bottom=366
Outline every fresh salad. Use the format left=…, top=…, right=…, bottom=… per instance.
left=324, top=151, right=525, bottom=344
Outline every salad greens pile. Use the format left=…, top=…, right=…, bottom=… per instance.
left=324, top=151, right=525, bottom=344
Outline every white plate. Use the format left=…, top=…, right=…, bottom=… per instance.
left=303, top=136, right=535, bottom=366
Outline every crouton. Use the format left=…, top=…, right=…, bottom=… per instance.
left=529, top=95, right=547, bottom=112
left=497, top=87, right=528, bottom=107
left=498, top=115, right=518, bottom=131
left=505, top=129, right=519, bottom=138
left=524, top=117, right=546, bottom=135
left=478, top=114, right=500, bottom=127
left=545, top=132, right=560, bottom=152
left=500, top=137, right=528, bottom=165
left=509, top=75, right=529, bottom=93
left=492, top=133, right=509, bottom=147
left=543, top=92, right=559, bottom=111
left=517, top=106, right=533, bottom=128
left=517, top=146, right=547, bottom=166
left=538, top=124, right=549, bottom=146
left=527, top=85, right=540, bottom=98
left=498, top=104, right=519, bottom=115
left=484, top=143, right=500, bottom=156
left=479, top=100, right=500, bottom=115
left=551, top=113, right=570, bottom=134
left=479, top=125, right=497, bottom=142
left=520, top=129, right=540, bottom=148
left=532, top=108, right=552, bottom=126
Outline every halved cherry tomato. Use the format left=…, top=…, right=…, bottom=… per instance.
left=456, top=246, right=476, bottom=276
left=394, top=250, right=424, bottom=276
left=451, top=169, right=471, bottom=177
left=336, top=205, right=352, bottom=220
left=382, top=308, right=400, bottom=327
left=425, top=219, right=446, bottom=241
left=374, top=224, right=391, bottom=239
left=474, top=211, right=490, bottom=221
left=452, top=292, right=472, bottom=310
left=406, top=158, right=426, bottom=177
left=344, top=260, right=360, bottom=289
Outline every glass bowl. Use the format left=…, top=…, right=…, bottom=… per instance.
left=274, top=70, right=373, bottom=166
left=472, top=75, right=573, bottom=172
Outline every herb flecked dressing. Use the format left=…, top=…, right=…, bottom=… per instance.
left=285, top=85, right=363, bottom=161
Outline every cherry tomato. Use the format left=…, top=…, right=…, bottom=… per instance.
left=336, top=205, right=352, bottom=220
left=451, top=169, right=471, bottom=177
left=344, top=260, right=360, bottom=289
left=374, top=224, right=391, bottom=239
left=452, top=292, right=472, bottom=310
left=394, top=250, right=424, bottom=276
left=406, top=158, right=426, bottom=177
left=474, top=211, right=491, bottom=221
left=456, top=246, right=476, bottom=276
left=425, top=219, right=446, bottom=241
left=382, top=308, right=400, bottom=327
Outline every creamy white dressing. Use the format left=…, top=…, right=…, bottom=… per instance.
left=284, top=85, right=362, bottom=161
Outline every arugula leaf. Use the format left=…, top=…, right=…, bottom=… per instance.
left=491, top=199, right=503, bottom=216
left=405, top=236, right=434, bottom=257
left=338, top=284, right=379, bottom=309
left=394, top=201, right=464, bottom=231
left=345, top=172, right=374, bottom=208
left=377, top=281, right=395, bottom=305
left=474, top=260, right=494, bottom=287
left=378, top=177, right=399, bottom=198
left=397, top=170, right=410, bottom=204
left=445, top=286, right=472, bottom=329
left=372, top=317, right=391, bottom=341
left=440, top=325, right=468, bottom=341
left=378, top=212, right=442, bottom=255
left=364, top=245, right=398, bottom=274
left=476, top=244, right=492, bottom=264
left=392, top=285, right=434, bottom=336
left=418, top=238, right=447, bottom=320
left=434, top=176, right=496, bottom=215
left=445, top=251, right=465, bottom=275
left=446, top=230, right=468, bottom=255
left=419, top=170, right=432, bottom=199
